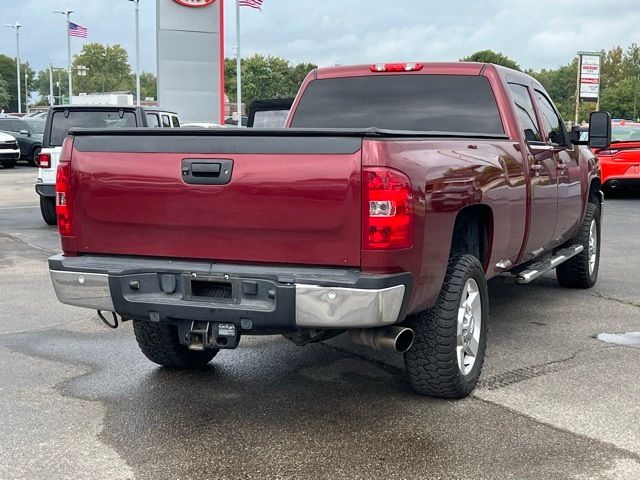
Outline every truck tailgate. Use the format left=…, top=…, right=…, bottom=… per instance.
left=69, top=133, right=363, bottom=266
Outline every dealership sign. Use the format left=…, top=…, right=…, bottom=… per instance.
left=579, top=53, right=601, bottom=101
left=173, top=0, right=215, bottom=7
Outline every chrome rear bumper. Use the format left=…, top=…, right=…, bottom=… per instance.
left=50, top=270, right=114, bottom=311
left=49, top=257, right=410, bottom=330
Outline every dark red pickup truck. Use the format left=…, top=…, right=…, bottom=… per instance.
left=49, top=62, right=612, bottom=398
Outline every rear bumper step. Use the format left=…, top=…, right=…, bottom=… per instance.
left=49, top=254, right=411, bottom=331
left=515, top=244, right=584, bottom=284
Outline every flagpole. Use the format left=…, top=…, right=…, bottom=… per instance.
left=236, top=0, right=242, bottom=127
left=66, top=10, right=73, bottom=104
left=54, top=8, right=75, bottom=105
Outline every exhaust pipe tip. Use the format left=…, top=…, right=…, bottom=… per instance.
left=393, top=328, right=415, bottom=353
left=349, top=326, right=414, bottom=353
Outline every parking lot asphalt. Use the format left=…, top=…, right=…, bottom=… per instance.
left=1, top=166, right=639, bottom=480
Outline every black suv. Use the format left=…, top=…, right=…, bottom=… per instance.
left=0, top=117, right=44, bottom=166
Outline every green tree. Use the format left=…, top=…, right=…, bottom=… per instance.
left=600, top=77, right=636, bottom=119
left=72, top=43, right=133, bottom=94
left=530, top=59, right=578, bottom=120
left=0, top=76, right=9, bottom=109
left=0, top=54, right=36, bottom=112
left=625, top=43, right=640, bottom=120
left=34, top=68, right=70, bottom=105
left=139, top=72, right=157, bottom=100
left=462, top=50, right=521, bottom=71
left=224, top=54, right=316, bottom=105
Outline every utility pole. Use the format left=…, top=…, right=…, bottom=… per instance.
left=634, top=71, right=639, bottom=121
left=49, top=65, right=55, bottom=105
left=129, top=0, right=141, bottom=106
left=53, top=8, right=75, bottom=104
left=4, top=22, right=22, bottom=114
left=24, top=69, right=28, bottom=112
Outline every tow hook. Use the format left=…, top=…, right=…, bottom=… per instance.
left=186, top=321, right=239, bottom=351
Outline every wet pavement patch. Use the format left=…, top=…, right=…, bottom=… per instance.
left=596, top=332, right=640, bottom=349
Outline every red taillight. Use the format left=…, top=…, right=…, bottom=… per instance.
left=370, top=62, right=423, bottom=73
left=56, top=138, right=74, bottom=241
left=363, top=167, right=413, bottom=249
left=56, top=162, right=73, bottom=236
left=37, top=152, right=51, bottom=168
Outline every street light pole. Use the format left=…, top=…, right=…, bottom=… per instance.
left=129, top=0, right=141, bottom=106
left=53, top=8, right=75, bottom=104
left=49, top=65, right=55, bottom=105
left=4, top=22, right=22, bottom=113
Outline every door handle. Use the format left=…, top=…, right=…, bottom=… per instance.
left=182, top=159, right=233, bottom=185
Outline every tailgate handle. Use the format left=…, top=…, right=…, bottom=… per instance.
left=191, top=163, right=221, bottom=176
left=182, top=159, right=233, bottom=185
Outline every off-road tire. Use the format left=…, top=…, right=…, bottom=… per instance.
left=1, top=160, right=17, bottom=169
left=404, top=254, right=488, bottom=398
left=556, top=202, right=600, bottom=289
left=40, top=196, right=57, bottom=225
left=29, top=147, right=41, bottom=167
left=133, top=321, right=219, bottom=368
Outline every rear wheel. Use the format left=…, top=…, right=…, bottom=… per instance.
left=40, top=196, right=57, bottom=225
left=404, top=254, right=488, bottom=398
left=29, top=147, right=41, bottom=167
left=556, top=202, right=600, bottom=288
left=133, top=320, right=219, bottom=368
left=1, top=160, right=17, bottom=169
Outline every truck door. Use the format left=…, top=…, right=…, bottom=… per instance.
left=534, top=90, right=583, bottom=244
left=508, top=83, right=558, bottom=256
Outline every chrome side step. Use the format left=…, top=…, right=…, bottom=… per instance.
left=516, top=245, right=584, bottom=284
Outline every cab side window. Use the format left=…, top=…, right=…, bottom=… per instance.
left=146, top=113, right=160, bottom=128
left=162, top=115, right=171, bottom=128
left=508, top=83, right=541, bottom=143
left=171, top=116, right=180, bottom=128
left=535, top=91, right=566, bottom=146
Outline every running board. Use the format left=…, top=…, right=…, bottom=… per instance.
left=516, top=245, right=584, bottom=284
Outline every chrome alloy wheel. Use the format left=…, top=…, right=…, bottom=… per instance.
left=457, top=278, right=482, bottom=375
left=588, top=219, right=598, bottom=275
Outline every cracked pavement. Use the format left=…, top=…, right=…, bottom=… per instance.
left=1, top=166, right=639, bottom=479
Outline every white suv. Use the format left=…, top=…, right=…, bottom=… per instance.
left=36, top=106, right=180, bottom=225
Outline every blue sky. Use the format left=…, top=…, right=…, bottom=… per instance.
left=0, top=0, right=639, bottom=74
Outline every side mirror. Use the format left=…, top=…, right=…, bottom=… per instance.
left=19, top=129, right=30, bottom=136
left=588, top=111, right=611, bottom=149
left=570, top=125, right=587, bottom=144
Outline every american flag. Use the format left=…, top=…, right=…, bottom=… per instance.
left=239, top=0, right=263, bottom=9
left=68, top=22, right=88, bottom=38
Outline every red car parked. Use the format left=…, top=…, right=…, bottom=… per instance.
left=595, top=120, right=640, bottom=190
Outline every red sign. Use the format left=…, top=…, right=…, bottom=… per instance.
left=173, top=0, right=215, bottom=7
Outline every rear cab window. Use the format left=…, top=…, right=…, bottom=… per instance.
left=171, top=116, right=180, bottom=128
left=291, top=74, right=505, bottom=135
left=47, top=109, right=138, bottom=147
